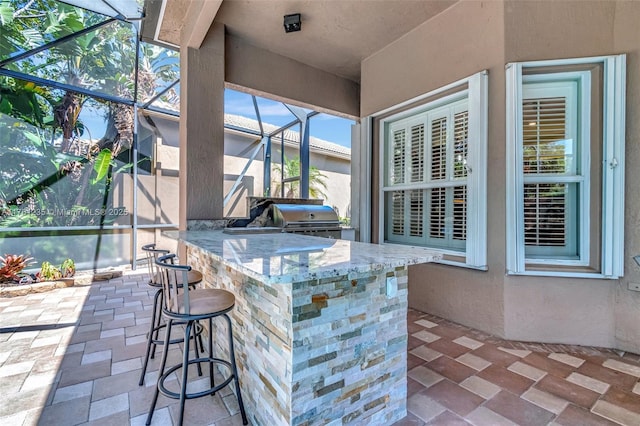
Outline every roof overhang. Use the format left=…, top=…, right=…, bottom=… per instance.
left=141, top=0, right=222, bottom=49
left=141, top=0, right=457, bottom=82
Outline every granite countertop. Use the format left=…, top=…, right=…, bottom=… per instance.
left=166, top=230, right=441, bottom=284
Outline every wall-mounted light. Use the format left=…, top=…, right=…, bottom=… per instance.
left=634, top=255, right=640, bottom=267
left=284, top=13, right=301, bottom=33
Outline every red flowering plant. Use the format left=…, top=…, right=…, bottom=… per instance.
left=0, top=254, right=35, bottom=284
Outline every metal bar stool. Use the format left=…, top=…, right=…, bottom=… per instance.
left=146, top=254, right=248, bottom=426
left=139, top=244, right=204, bottom=386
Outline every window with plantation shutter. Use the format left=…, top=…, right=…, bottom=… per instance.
left=521, top=81, right=580, bottom=259
left=380, top=71, right=488, bottom=269
left=506, top=55, right=626, bottom=278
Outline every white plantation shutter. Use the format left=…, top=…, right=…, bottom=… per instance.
left=391, top=191, right=404, bottom=236
left=430, top=117, right=447, bottom=181
left=392, top=129, right=406, bottom=184
left=409, top=189, right=424, bottom=237
left=385, top=100, right=470, bottom=250
left=523, top=97, right=569, bottom=174
left=410, top=125, right=424, bottom=183
left=429, top=187, right=446, bottom=239
left=453, top=186, right=467, bottom=240
left=381, top=70, right=488, bottom=269
left=453, top=111, right=469, bottom=179
left=524, top=183, right=567, bottom=247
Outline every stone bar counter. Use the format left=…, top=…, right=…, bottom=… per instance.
left=168, top=230, right=441, bottom=425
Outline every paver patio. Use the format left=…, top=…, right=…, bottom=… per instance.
left=1, top=269, right=640, bottom=425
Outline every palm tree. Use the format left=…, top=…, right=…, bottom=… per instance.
left=271, top=155, right=328, bottom=200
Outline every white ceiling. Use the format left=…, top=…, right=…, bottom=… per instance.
left=145, top=0, right=457, bottom=82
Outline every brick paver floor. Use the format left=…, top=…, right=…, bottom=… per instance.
left=1, top=269, right=640, bottom=425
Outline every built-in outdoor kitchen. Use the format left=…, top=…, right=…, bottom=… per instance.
left=166, top=197, right=441, bottom=424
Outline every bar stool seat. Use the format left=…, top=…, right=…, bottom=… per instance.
left=173, top=288, right=235, bottom=315
left=146, top=254, right=248, bottom=426
left=139, top=244, right=204, bottom=386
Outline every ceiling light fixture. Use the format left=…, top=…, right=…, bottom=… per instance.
left=634, top=255, right=640, bottom=267
left=284, top=13, right=301, bottom=33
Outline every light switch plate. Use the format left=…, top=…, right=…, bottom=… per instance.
left=386, top=276, right=398, bottom=297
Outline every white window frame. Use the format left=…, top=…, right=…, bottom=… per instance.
left=506, top=55, right=626, bottom=278
left=378, top=71, right=488, bottom=270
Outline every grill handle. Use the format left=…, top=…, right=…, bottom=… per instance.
left=282, top=221, right=342, bottom=228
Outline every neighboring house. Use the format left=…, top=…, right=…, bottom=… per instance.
left=223, top=114, right=351, bottom=219
left=143, top=1, right=640, bottom=355
left=136, top=111, right=351, bottom=225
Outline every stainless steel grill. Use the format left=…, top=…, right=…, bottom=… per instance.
left=271, top=204, right=341, bottom=238
left=224, top=202, right=342, bottom=239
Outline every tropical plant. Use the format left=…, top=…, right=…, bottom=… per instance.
left=0, top=253, right=35, bottom=282
left=60, top=257, right=75, bottom=277
left=38, top=260, right=61, bottom=280
left=271, top=155, right=328, bottom=200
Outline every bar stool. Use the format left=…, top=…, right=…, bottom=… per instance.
left=146, top=254, right=248, bottom=426
left=138, top=244, right=204, bottom=386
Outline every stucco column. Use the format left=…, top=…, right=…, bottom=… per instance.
left=179, top=22, right=225, bottom=230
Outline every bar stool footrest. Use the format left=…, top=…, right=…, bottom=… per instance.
left=157, top=357, right=235, bottom=400
left=148, top=321, right=204, bottom=346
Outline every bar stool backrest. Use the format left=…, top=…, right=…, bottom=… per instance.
left=156, top=253, right=192, bottom=316
left=141, top=244, right=170, bottom=286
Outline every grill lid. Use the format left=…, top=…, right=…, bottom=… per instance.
left=272, top=204, right=340, bottom=228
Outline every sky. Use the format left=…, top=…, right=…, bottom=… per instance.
left=224, top=89, right=354, bottom=148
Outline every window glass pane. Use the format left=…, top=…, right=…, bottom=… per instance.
left=391, top=128, right=406, bottom=185
left=409, top=189, right=423, bottom=237
left=0, top=76, right=133, bottom=228
left=0, top=0, right=108, bottom=62
left=523, top=97, right=565, bottom=174
left=60, top=0, right=143, bottom=20
left=453, top=111, right=468, bottom=179
left=138, top=42, right=180, bottom=108
left=391, top=190, right=405, bottom=236
left=430, top=117, right=446, bottom=180
left=7, top=20, right=137, bottom=101
left=522, top=93, right=576, bottom=175
left=524, top=183, right=566, bottom=246
left=524, top=182, right=579, bottom=258
left=429, top=187, right=446, bottom=239
left=410, top=124, right=424, bottom=182
left=453, top=185, right=467, bottom=240
left=0, top=229, right=131, bottom=270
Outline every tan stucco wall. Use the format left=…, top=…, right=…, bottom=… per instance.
left=501, top=0, right=619, bottom=348
left=361, top=0, right=640, bottom=352
left=225, top=34, right=360, bottom=119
